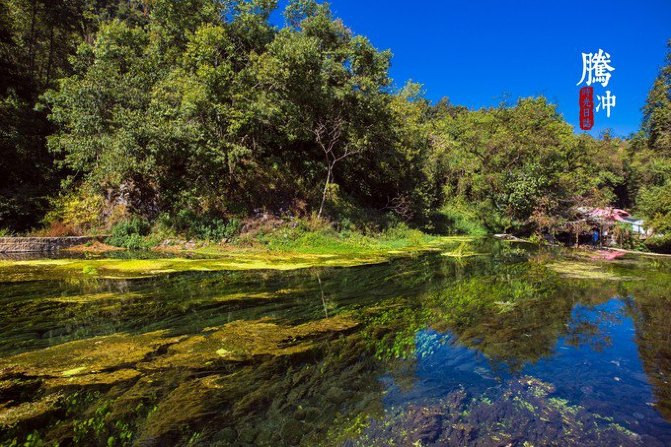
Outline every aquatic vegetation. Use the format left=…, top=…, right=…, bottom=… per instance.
left=0, top=331, right=181, bottom=378
left=440, top=241, right=483, bottom=258
left=0, top=236, right=473, bottom=282
left=144, top=315, right=358, bottom=368
left=0, top=393, right=62, bottom=429
left=546, top=260, right=639, bottom=281
left=343, top=377, right=642, bottom=446
left=0, top=314, right=367, bottom=445
left=2, top=242, right=671, bottom=446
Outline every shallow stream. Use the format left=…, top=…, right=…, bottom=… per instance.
left=2, top=240, right=671, bottom=446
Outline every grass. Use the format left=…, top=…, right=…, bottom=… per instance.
left=182, top=221, right=473, bottom=260
left=238, top=222, right=445, bottom=254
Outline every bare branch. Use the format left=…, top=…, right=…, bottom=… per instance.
left=308, top=115, right=360, bottom=218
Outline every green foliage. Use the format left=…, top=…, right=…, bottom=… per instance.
left=428, top=97, right=628, bottom=234
left=644, top=235, right=671, bottom=254
left=1, top=0, right=668, bottom=242
left=42, top=0, right=396, bottom=223
left=106, top=217, right=151, bottom=249
left=42, top=187, right=105, bottom=235
left=73, top=402, right=110, bottom=444
left=250, top=218, right=443, bottom=255
left=161, top=211, right=241, bottom=241
left=643, top=40, right=671, bottom=155
left=437, top=202, right=488, bottom=236
left=638, top=181, right=671, bottom=233
left=187, top=217, right=241, bottom=242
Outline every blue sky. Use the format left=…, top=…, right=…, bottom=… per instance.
left=276, top=0, right=671, bottom=137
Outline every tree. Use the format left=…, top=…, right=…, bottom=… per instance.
left=643, top=40, right=671, bottom=155
left=635, top=39, right=671, bottom=250
left=311, top=116, right=360, bottom=217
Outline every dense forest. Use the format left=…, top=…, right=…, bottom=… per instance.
left=1, top=0, right=671, bottom=249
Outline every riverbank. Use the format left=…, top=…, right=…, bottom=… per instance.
left=0, top=227, right=474, bottom=281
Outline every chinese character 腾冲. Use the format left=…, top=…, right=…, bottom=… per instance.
left=577, top=49, right=615, bottom=88
left=596, top=90, right=616, bottom=118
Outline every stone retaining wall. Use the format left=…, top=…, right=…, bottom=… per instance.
left=0, top=236, right=104, bottom=253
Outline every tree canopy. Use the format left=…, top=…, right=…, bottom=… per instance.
left=1, top=1, right=670, bottom=244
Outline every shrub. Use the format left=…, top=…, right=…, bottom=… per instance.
left=106, top=217, right=151, bottom=249
left=43, top=187, right=105, bottom=235
left=190, top=218, right=241, bottom=242
left=164, top=210, right=242, bottom=242
left=613, top=223, right=635, bottom=249
left=438, top=202, right=487, bottom=236
left=644, top=235, right=671, bottom=254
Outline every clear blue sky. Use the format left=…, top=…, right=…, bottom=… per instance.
left=276, top=0, right=671, bottom=137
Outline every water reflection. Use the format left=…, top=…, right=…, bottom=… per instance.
left=365, top=298, right=670, bottom=446
left=1, top=241, right=671, bottom=446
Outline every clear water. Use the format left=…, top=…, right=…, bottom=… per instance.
left=1, top=240, right=671, bottom=446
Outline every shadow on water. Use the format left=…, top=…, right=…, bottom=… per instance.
left=2, top=239, right=671, bottom=446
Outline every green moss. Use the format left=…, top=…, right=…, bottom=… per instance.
left=0, top=236, right=474, bottom=281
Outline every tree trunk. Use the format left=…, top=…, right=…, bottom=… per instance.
left=318, top=168, right=331, bottom=218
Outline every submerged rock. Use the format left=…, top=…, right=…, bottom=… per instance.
left=347, top=377, right=644, bottom=447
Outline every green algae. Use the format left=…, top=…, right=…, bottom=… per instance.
left=47, top=291, right=142, bottom=304
left=546, top=261, right=640, bottom=281
left=440, top=241, right=484, bottom=258
left=0, top=236, right=473, bottom=282
left=0, top=331, right=183, bottom=378
left=142, top=314, right=358, bottom=369
left=0, top=393, right=62, bottom=428
left=0, top=313, right=366, bottom=445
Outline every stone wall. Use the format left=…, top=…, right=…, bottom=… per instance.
left=0, top=236, right=104, bottom=253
